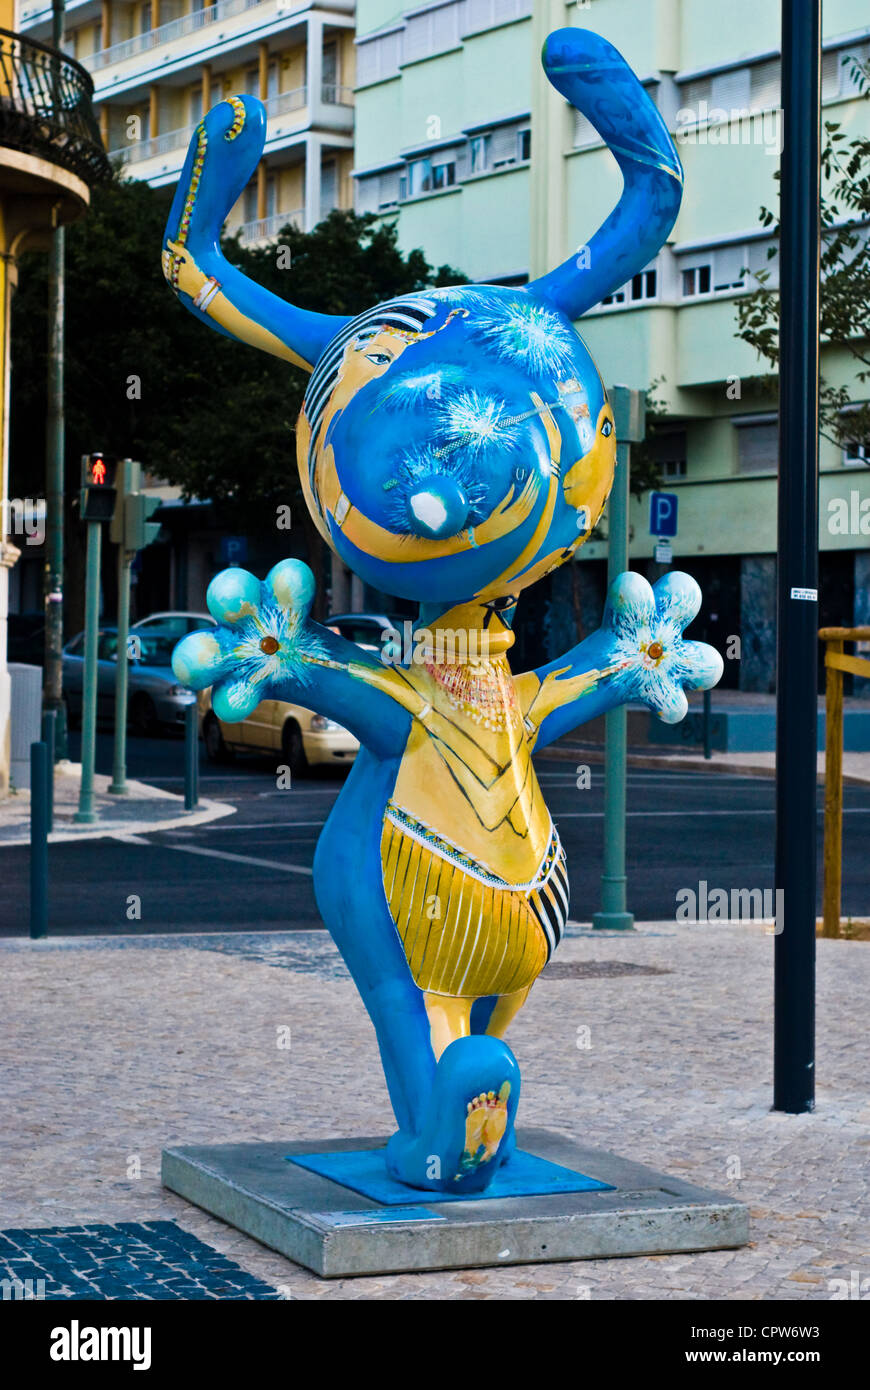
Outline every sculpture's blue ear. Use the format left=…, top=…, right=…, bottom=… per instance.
left=527, top=28, right=683, bottom=320
left=162, top=96, right=349, bottom=371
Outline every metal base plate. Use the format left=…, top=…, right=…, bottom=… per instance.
left=162, top=1130, right=749, bottom=1278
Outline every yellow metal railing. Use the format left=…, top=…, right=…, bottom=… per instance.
left=819, top=626, right=870, bottom=938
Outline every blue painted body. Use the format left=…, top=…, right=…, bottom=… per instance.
left=165, top=29, right=723, bottom=1195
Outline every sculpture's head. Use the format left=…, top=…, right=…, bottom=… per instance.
left=298, top=284, right=616, bottom=605
left=162, top=28, right=683, bottom=609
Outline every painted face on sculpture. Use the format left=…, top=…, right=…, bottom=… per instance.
left=297, top=285, right=617, bottom=605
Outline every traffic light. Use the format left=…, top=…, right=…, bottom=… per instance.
left=109, top=460, right=162, bottom=552
left=80, top=453, right=117, bottom=522
left=124, top=492, right=162, bottom=551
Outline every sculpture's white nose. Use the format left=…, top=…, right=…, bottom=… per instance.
left=407, top=476, right=469, bottom=538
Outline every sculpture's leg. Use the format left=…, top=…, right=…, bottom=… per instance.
left=314, top=750, right=520, bottom=1193
left=385, top=1033, right=520, bottom=1193
left=423, top=993, right=472, bottom=1059
left=484, top=986, right=532, bottom=1039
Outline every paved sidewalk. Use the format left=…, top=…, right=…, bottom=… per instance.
left=541, top=743, right=870, bottom=785
left=0, top=761, right=235, bottom=846
left=1, top=924, right=867, bottom=1300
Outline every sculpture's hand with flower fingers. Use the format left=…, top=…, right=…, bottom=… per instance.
left=172, top=559, right=411, bottom=759
left=520, top=572, right=722, bottom=751
left=600, top=571, right=724, bottom=723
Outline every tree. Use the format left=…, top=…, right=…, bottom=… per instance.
left=735, top=55, right=870, bottom=455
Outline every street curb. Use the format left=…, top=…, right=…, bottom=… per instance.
left=0, top=795, right=236, bottom=847
left=536, top=744, right=870, bottom=786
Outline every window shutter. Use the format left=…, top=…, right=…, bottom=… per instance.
left=711, top=67, right=751, bottom=111
left=490, top=123, right=518, bottom=165
left=749, top=59, right=780, bottom=110
left=736, top=422, right=778, bottom=473
left=821, top=49, right=840, bottom=98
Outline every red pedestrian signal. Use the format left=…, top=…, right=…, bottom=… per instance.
left=80, top=453, right=117, bottom=522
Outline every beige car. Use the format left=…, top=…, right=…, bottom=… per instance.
left=199, top=689, right=358, bottom=775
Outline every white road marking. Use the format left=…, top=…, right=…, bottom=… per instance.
left=111, top=833, right=313, bottom=875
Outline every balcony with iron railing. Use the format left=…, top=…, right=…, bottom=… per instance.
left=0, top=27, right=109, bottom=188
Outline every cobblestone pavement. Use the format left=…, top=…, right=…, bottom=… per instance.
left=1, top=924, right=867, bottom=1301
left=0, top=1221, right=280, bottom=1300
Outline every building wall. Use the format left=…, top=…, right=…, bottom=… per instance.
left=353, top=0, right=870, bottom=683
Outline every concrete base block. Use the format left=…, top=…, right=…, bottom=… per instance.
left=162, top=1130, right=749, bottom=1278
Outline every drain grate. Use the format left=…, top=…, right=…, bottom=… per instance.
left=542, top=960, right=672, bottom=980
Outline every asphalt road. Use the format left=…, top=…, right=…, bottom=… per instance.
left=2, top=730, right=869, bottom=935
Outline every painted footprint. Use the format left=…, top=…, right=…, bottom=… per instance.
left=457, top=1081, right=511, bottom=1177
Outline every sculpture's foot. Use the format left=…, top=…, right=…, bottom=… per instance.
left=386, top=1035, right=519, bottom=1193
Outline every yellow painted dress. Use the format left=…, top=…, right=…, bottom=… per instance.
left=376, top=649, right=569, bottom=1001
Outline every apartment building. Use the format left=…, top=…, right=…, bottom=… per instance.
left=18, top=0, right=357, bottom=243
left=353, top=0, right=870, bottom=688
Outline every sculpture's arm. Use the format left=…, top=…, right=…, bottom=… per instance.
left=516, top=572, right=723, bottom=752
left=171, top=560, right=414, bottom=759
left=161, top=96, right=348, bottom=372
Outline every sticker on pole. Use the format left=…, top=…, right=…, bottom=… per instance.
left=790, top=587, right=818, bottom=602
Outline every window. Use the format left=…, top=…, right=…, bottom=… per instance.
left=356, top=29, right=401, bottom=86
left=407, top=157, right=432, bottom=196
left=652, top=430, right=688, bottom=479
left=843, top=439, right=868, bottom=466
left=749, top=58, right=780, bottom=110
left=573, top=109, right=597, bottom=147
left=322, top=39, right=338, bottom=100
left=245, top=68, right=259, bottom=97
left=188, top=85, right=202, bottom=125
left=735, top=419, right=778, bottom=474
left=602, top=264, right=657, bottom=308
left=682, top=264, right=711, bottom=296
left=432, top=158, right=455, bottom=189
left=712, top=245, right=747, bottom=292
left=469, top=134, right=489, bottom=173
left=403, top=154, right=455, bottom=197
left=243, top=182, right=257, bottom=223
left=140, top=2, right=152, bottom=35
left=358, top=167, right=402, bottom=212
left=517, top=128, right=531, bottom=161
left=403, top=3, right=459, bottom=65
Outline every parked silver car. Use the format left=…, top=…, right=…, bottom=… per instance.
left=63, top=626, right=196, bottom=734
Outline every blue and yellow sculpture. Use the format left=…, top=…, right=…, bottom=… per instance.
left=166, top=29, right=722, bottom=1194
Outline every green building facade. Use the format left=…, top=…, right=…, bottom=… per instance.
left=353, top=0, right=870, bottom=689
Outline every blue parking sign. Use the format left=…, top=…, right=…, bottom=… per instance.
left=220, top=536, right=248, bottom=565
left=649, top=491, right=678, bottom=537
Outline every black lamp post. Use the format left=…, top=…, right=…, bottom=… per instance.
left=773, top=0, right=822, bottom=1113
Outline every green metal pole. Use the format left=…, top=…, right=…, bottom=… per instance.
left=109, top=542, right=131, bottom=794
left=30, top=740, right=49, bottom=938
left=74, top=520, right=101, bottom=823
left=592, top=386, right=644, bottom=932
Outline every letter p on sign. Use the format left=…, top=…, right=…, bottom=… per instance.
left=649, top=491, right=678, bottom=538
